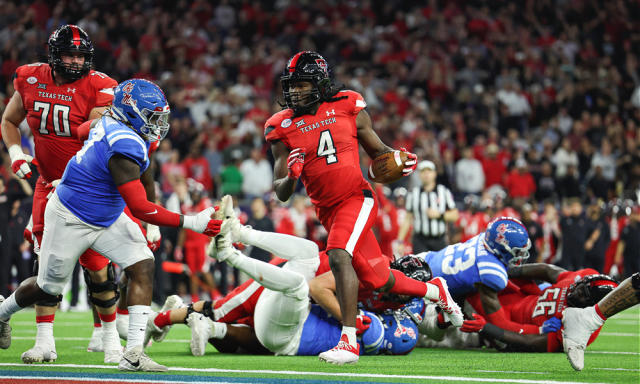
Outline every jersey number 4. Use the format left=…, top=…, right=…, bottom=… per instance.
left=34, top=101, right=71, bottom=137
left=317, top=130, right=337, bottom=164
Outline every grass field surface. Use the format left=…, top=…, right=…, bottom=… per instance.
left=0, top=305, right=637, bottom=383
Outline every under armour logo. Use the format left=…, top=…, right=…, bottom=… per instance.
left=326, top=109, right=335, bottom=116
left=67, top=87, right=76, bottom=93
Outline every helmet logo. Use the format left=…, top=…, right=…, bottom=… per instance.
left=315, top=58, right=328, bottom=74
left=495, top=223, right=508, bottom=246
left=121, top=82, right=136, bottom=107
left=394, top=323, right=416, bottom=339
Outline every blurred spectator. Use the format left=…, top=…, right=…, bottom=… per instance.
left=374, top=185, right=399, bottom=259
left=220, top=152, right=243, bottom=197
left=559, top=198, right=588, bottom=271
left=552, top=138, right=579, bottom=179
left=557, top=164, right=582, bottom=199
left=614, top=206, right=640, bottom=279
left=504, top=159, right=536, bottom=200
left=183, top=141, right=214, bottom=195
left=481, top=143, right=508, bottom=189
left=245, top=197, right=274, bottom=263
left=539, top=201, right=561, bottom=264
left=520, top=203, right=542, bottom=264
left=240, top=148, right=272, bottom=199
left=455, top=147, right=484, bottom=197
left=584, top=202, right=610, bottom=273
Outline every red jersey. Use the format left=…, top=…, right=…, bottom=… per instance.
left=468, top=269, right=602, bottom=352
left=264, top=91, right=370, bottom=207
left=13, top=63, right=117, bottom=182
left=457, top=211, right=490, bottom=242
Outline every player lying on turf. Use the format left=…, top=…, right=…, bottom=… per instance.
left=562, top=271, right=640, bottom=371
left=142, top=196, right=455, bottom=362
left=415, top=264, right=619, bottom=355
left=0, top=79, right=223, bottom=372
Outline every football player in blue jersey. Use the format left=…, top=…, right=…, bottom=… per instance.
left=418, top=217, right=544, bottom=335
left=0, top=79, right=223, bottom=372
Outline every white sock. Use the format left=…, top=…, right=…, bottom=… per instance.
left=425, top=283, right=440, bottom=301
left=102, top=320, right=120, bottom=351
left=211, top=322, right=227, bottom=339
left=341, top=326, right=357, bottom=347
left=116, top=313, right=129, bottom=341
left=240, top=228, right=318, bottom=261
left=126, top=305, right=150, bottom=351
left=224, top=248, right=305, bottom=293
left=0, top=294, right=22, bottom=321
left=585, top=306, right=605, bottom=328
left=36, top=322, right=54, bottom=347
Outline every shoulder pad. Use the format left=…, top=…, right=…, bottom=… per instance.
left=264, top=109, right=294, bottom=142
left=106, top=125, right=149, bottom=167
left=337, top=90, right=366, bottom=114
left=477, top=260, right=508, bottom=291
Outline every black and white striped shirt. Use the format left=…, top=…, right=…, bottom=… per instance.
left=406, top=184, right=456, bottom=237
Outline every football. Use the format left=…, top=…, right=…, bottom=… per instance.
left=368, top=150, right=409, bottom=184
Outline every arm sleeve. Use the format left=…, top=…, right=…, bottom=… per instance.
left=485, top=307, right=540, bottom=334
left=117, top=179, right=180, bottom=227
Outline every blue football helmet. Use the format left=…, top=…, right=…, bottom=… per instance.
left=379, top=310, right=419, bottom=355
left=483, top=216, right=531, bottom=266
left=111, top=79, right=170, bottom=142
left=360, top=310, right=385, bottom=355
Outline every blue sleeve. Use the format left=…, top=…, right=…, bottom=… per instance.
left=105, top=130, right=148, bottom=168
left=476, top=261, right=508, bottom=291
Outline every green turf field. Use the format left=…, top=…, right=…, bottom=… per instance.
left=0, top=306, right=638, bottom=383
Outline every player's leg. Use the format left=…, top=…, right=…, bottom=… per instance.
left=81, top=252, right=122, bottom=364
left=143, top=294, right=184, bottom=346
left=91, top=211, right=166, bottom=372
left=88, top=304, right=103, bottom=352
left=563, top=272, right=640, bottom=371
left=318, top=189, right=378, bottom=364
left=116, top=273, right=129, bottom=341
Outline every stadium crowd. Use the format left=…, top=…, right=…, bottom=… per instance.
left=1, top=0, right=640, bottom=303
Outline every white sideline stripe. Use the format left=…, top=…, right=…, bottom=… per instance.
left=594, top=368, right=640, bottom=372
left=0, top=363, right=609, bottom=384
left=0, top=376, right=244, bottom=384
left=477, top=370, right=545, bottom=375
left=604, top=320, right=639, bottom=326
left=586, top=351, right=639, bottom=355
left=600, top=332, right=638, bottom=337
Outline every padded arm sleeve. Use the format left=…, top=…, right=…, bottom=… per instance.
left=485, top=307, right=540, bottom=335
left=117, top=179, right=180, bottom=227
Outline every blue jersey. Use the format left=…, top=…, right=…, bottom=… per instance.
left=57, top=116, right=150, bottom=227
left=420, top=234, right=508, bottom=296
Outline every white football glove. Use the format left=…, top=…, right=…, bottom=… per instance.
left=182, top=207, right=221, bottom=236
left=9, top=145, right=35, bottom=179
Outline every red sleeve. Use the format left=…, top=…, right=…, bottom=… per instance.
left=117, top=179, right=180, bottom=227
left=486, top=307, right=540, bottom=334
left=77, top=120, right=92, bottom=142
left=264, top=110, right=292, bottom=143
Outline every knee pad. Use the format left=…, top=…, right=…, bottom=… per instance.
left=83, top=263, right=120, bottom=308
left=632, top=272, right=640, bottom=300
left=36, top=294, right=63, bottom=307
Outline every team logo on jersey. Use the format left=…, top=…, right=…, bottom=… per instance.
left=295, top=119, right=305, bottom=128
left=67, top=87, right=76, bottom=93
left=37, top=83, right=47, bottom=89
left=281, top=118, right=292, bottom=128
left=326, top=109, right=335, bottom=116
left=27, top=76, right=37, bottom=85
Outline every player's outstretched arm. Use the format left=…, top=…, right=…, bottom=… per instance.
left=271, top=140, right=298, bottom=202
left=461, top=313, right=549, bottom=352
left=476, top=283, right=540, bottom=334
left=355, top=109, right=393, bottom=159
left=508, top=263, right=566, bottom=284
left=2, top=91, right=35, bottom=179
left=109, top=155, right=220, bottom=235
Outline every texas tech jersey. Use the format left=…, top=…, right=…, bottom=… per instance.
left=264, top=90, right=370, bottom=208
left=13, top=63, right=117, bottom=182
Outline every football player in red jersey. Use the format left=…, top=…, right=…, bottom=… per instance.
left=264, top=51, right=463, bottom=364
left=0, top=25, right=119, bottom=364
left=456, top=264, right=619, bottom=356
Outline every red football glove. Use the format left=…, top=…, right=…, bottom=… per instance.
left=400, top=147, right=417, bottom=176
left=146, top=224, right=161, bottom=251
left=356, top=311, right=372, bottom=335
left=460, top=313, right=486, bottom=333
left=203, top=219, right=222, bottom=237
left=287, top=148, right=305, bottom=179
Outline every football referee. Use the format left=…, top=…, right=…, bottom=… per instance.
left=398, top=160, right=458, bottom=253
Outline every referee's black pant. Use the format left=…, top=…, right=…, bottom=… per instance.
left=412, top=234, right=447, bottom=254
